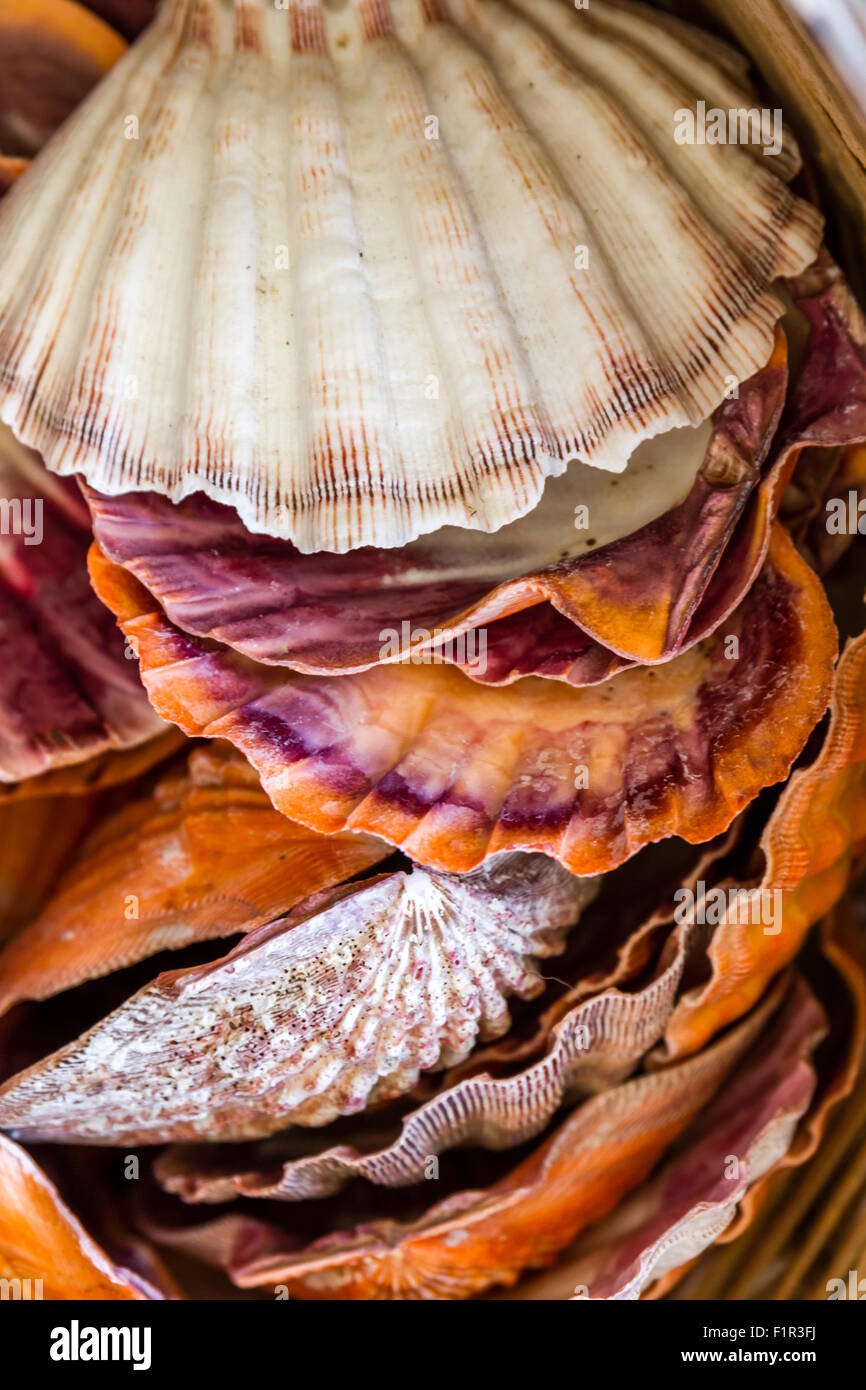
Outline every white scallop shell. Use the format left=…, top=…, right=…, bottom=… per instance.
left=0, top=0, right=821, bottom=551
left=0, top=853, right=599, bottom=1142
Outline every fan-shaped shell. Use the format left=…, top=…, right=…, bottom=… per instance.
left=0, top=853, right=597, bottom=1142
left=84, top=329, right=793, bottom=681
left=88, top=523, right=837, bottom=876
left=84, top=262, right=866, bottom=689
left=84, top=408, right=718, bottom=676
left=0, top=0, right=822, bottom=550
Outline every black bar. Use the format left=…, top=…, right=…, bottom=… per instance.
left=0, top=1296, right=860, bottom=1377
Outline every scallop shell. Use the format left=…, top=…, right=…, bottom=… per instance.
left=88, top=523, right=837, bottom=876
left=0, top=424, right=163, bottom=781
left=0, top=741, right=389, bottom=1015
left=84, top=261, right=866, bottom=685
left=0, top=853, right=597, bottom=1142
left=156, top=914, right=699, bottom=1203
left=106, top=613, right=866, bottom=1195
left=0, top=0, right=823, bottom=551
left=84, top=409, right=718, bottom=676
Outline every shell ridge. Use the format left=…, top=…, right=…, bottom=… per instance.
left=0, top=25, right=174, bottom=454
left=157, top=915, right=692, bottom=1202
left=65, top=14, right=226, bottom=500
left=353, top=6, right=562, bottom=536
left=514, top=0, right=814, bottom=283
left=416, top=1, right=672, bottom=462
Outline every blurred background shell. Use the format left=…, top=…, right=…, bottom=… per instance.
left=0, top=0, right=125, bottom=155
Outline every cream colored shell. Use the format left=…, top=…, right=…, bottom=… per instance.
left=0, top=0, right=821, bottom=550
left=0, top=854, right=599, bottom=1142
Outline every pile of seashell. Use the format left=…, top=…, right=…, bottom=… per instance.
left=0, top=0, right=865, bottom=1302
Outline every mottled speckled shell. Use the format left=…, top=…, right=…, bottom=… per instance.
left=0, top=853, right=598, bottom=1142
